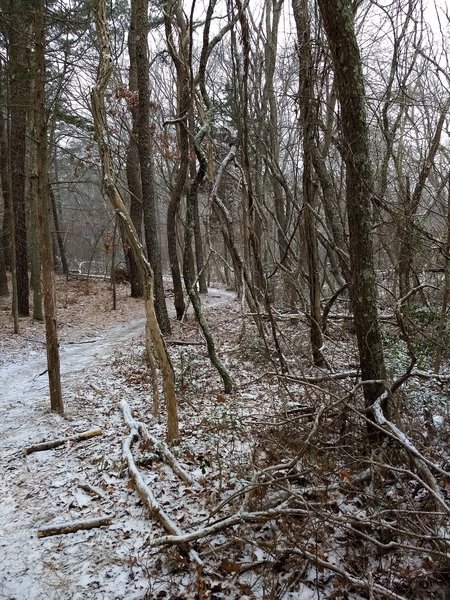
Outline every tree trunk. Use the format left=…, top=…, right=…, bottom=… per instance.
left=8, top=0, right=31, bottom=316
left=49, top=184, right=68, bottom=275
left=317, top=0, right=388, bottom=421
left=293, top=0, right=325, bottom=367
left=135, top=0, right=170, bottom=334
left=91, top=0, right=179, bottom=442
left=397, top=99, right=450, bottom=299
left=29, top=112, right=43, bottom=321
left=35, top=0, right=64, bottom=415
left=433, top=172, right=450, bottom=373
left=189, top=109, right=208, bottom=294
left=125, top=0, right=143, bottom=298
left=184, top=138, right=234, bottom=394
left=163, top=0, right=189, bottom=320
left=0, top=62, right=11, bottom=274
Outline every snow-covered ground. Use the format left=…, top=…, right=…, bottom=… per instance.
left=0, top=280, right=448, bottom=599
left=0, top=287, right=237, bottom=599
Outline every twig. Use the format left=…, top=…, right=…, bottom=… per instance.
left=37, top=516, right=113, bottom=538
left=78, top=481, right=108, bottom=501
left=23, top=428, right=103, bottom=455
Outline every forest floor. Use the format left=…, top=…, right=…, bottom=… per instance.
left=0, top=277, right=448, bottom=600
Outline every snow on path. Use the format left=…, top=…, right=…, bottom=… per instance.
left=0, top=289, right=235, bottom=600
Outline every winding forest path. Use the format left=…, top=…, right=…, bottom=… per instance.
left=0, top=285, right=235, bottom=600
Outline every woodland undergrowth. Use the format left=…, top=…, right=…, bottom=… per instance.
left=112, top=296, right=449, bottom=600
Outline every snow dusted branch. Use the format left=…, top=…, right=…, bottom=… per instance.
left=120, top=400, right=202, bottom=564
left=120, top=400, right=200, bottom=488
left=372, top=394, right=449, bottom=513
left=23, top=428, right=103, bottom=455
left=37, top=516, right=113, bottom=538
left=149, top=507, right=309, bottom=547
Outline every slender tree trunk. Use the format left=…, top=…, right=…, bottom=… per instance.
left=30, top=111, right=43, bottom=321
left=397, top=99, right=450, bottom=299
left=135, top=0, right=170, bottom=334
left=8, top=0, right=31, bottom=316
left=35, top=0, right=64, bottom=415
left=184, top=138, right=234, bottom=394
left=293, top=0, right=325, bottom=367
left=189, top=110, right=208, bottom=294
left=0, top=62, right=11, bottom=274
left=433, top=173, right=450, bottom=373
left=163, top=0, right=189, bottom=319
left=235, top=0, right=287, bottom=372
left=0, top=61, right=8, bottom=295
left=49, top=184, right=68, bottom=275
left=125, top=0, right=143, bottom=298
left=317, top=0, right=388, bottom=422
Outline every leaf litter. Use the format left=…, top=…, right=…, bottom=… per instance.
left=0, top=277, right=449, bottom=599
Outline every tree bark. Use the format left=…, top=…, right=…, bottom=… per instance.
left=317, top=0, right=387, bottom=421
left=293, top=0, right=325, bottom=367
left=163, top=0, right=189, bottom=320
left=8, top=0, right=31, bottom=316
left=35, top=0, right=64, bottom=415
left=135, top=0, right=170, bottom=334
left=0, top=61, right=11, bottom=276
left=49, top=184, right=68, bottom=275
left=125, top=0, right=143, bottom=298
left=397, top=99, right=450, bottom=298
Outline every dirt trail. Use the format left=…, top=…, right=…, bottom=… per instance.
left=0, top=288, right=235, bottom=600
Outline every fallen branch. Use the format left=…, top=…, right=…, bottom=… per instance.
left=120, top=400, right=200, bottom=488
left=269, top=370, right=358, bottom=384
left=167, top=339, right=204, bottom=346
left=23, top=428, right=103, bottom=455
left=411, top=369, right=450, bottom=382
left=120, top=401, right=202, bottom=564
left=149, top=507, right=309, bottom=547
left=372, top=395, right=449, bottom=513
left=37, top=515, right=113, bottom=538
left=78, top=481, right=108, bottom=501
left=286, top=546, right=409, bottom=600
left=65, top=339, right=100, bottom=345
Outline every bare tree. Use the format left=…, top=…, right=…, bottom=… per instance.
left=35, top=0, right=64, bottom=415
left=317, top=0, right=388, bottom=422
left=135, top=0, right=171, bottom=334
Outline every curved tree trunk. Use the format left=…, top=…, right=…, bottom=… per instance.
left=91, top=0, right=178, bottom=442
left=163, top=0, right=189, bottom=320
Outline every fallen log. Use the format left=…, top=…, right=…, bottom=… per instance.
left=23, top=428, right=103, bottom=455
left=37, top=515, right=113, bottom=538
